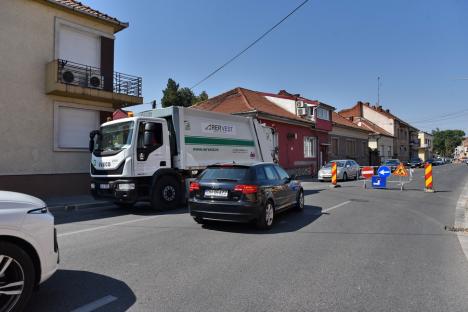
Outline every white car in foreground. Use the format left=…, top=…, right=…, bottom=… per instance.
left=0, top=191, right=58, bottom=312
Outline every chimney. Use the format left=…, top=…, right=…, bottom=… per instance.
left=385, top=109, right=390, bottom=113
left=377, top=105, right=383, bottom=111
left=364, top=102, right=370, bottom=106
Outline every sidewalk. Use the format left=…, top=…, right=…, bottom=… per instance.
left=42, top=194, right=113, bottom=212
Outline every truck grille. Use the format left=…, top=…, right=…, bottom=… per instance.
left=91, top=162, right=124, bottom=175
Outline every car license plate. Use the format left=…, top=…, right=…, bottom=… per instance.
left=99, top=184, right=110, bottom=190
left=204, top=189, right=228, bottom=198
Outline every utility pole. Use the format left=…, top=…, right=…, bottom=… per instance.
left=377, top=76, right=381, bottom=106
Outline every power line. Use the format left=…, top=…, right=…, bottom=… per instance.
left=190, top=0, right=310, bottom=90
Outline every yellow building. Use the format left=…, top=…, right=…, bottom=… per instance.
left=417, top=131, right=433, bottom=161
left=0, top=0, right=143, bottom=196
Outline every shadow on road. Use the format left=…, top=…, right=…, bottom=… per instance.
left=200, top=204, right=324, bottom=234
left=53, top=204, right=188, bottom=225
left=26, top=270, right=136, bottom=312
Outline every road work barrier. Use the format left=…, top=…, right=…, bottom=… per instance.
left=331, top=162, right=340, bottom=188
left=424, top=162, right=434, bottom=192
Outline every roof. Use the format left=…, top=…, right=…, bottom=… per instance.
left=332, top=112, right=370, bottom=133
left=354, top=118, right=393, bottom=137
left=259, top=90, right=336, bottom=111
left=340, top=101, right=413, bottom=128
left=40, top=0, right=128, bottom=32
left=193, top=87, right=314, bottom=125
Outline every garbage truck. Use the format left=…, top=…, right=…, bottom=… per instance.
left=89, top=106, right=275, bottom=209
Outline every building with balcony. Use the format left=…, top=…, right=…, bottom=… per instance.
left=0, top=0, right=143, bottom=196
left=418, top=131, right=433, bottom=161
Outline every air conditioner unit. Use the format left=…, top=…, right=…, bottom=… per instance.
left=88, top=73, right=104, bottom=89
left=297, top=107, right=307, bottom=116
left=59, top=67, right=77, bottom=84
left=296, top=100, right=305, bottom=108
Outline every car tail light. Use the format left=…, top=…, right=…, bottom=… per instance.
left=189, top=182, right=200, bottom=192
left=234, top=184, right=258, bottom=194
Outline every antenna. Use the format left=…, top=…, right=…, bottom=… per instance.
left=377, top=76, right=381, bottom=106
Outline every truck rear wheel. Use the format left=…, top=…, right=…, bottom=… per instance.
left=151, top=176, right=180, bottom=210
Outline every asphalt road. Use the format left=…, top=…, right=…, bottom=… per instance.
left=27, top=164, right=468, bottom=312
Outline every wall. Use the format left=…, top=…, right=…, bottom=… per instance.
left=362, top=106, right=395, bottom=135
left=329, top=126, right=369, bottom=165
left=0, top=0, right=115, bottom=176
left=258, top=118, right=325, bottom=176
left=373, top=135, right=394, bottom=162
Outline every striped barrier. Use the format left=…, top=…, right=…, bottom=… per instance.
left=424, top=162, right=434, bottom=192
left=330, top=162, right=340, bottom=188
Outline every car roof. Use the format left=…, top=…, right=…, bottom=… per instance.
left=209, top=161, right=277, bottom=168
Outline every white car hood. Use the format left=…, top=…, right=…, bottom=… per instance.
left=0, top=191, right=46, bottom=210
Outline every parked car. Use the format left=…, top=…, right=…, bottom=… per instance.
left=189, top=162, right=304, bottom=230
left=382, top=159, right=401, bottom=172
left=407, top=158, right=423, bottom=168
left=433, top=158, right=444, bottom=166
left=318, top=160, right=360, bottom=181
left=0, top=191, right=59, bottom=312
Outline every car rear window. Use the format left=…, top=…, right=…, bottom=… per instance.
left=199, top=167, right=249, bottom=181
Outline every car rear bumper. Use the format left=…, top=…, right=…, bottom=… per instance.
left=189, top=200, right=261, bottom=223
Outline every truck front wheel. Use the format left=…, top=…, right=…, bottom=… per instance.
left=151, top=176, right=180, bottom=210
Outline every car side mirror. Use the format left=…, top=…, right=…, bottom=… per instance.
left=89, top=130, right=100, bottom=153
left=346, top=165, right=351, bottom=168
left=290, top=174, right=297, bottom=181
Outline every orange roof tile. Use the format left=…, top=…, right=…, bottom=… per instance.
left=332, top=112, right=370, bottom=133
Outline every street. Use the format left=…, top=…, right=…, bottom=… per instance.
left=27, top=164, right=468, bottom=312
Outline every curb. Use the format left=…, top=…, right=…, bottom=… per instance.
left=48, top=201, right=114, bottom=212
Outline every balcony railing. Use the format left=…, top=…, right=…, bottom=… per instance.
left=56, top=59, right=142, bottom=97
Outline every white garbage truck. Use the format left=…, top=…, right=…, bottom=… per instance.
left=89, top=106, right=275, bottom=209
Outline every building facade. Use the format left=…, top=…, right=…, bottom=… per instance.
left=0, top=0, right=143, bottom=197
left=329, top=113, right=370, bottom=165
left=339, top=102, right=417, bottom=162
left=193, top=88, right=333, bottom=176
left=417, top=131, right=433, bottom=161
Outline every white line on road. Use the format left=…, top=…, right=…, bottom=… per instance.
left=58, top=215, right=161, bottom=237
left=455, top=178, right=468, bottom=261
left=70, top=295, right=117, bottom=312
left=322, top=201, right=352, bottom=213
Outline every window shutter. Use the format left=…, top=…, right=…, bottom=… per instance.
left=58, top=107, right=99, bottom=148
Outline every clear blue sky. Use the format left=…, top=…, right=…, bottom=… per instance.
left=85, top=0, right=468, bottom=133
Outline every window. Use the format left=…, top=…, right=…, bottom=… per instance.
left=137, top=122, right=163, bottom=150
left=56, top=106, right=100, bottom=149
left=274, top=165, right=289, bottom=180
left=304, top=137, right=317, bottom=158
left=331, top=137, right=339, bottom=155
left=255, top=166, right=267, bottom=181
left=387, top=146, right=392, bottom=157
left=316, top=108, right=330, bottom=120
left=57, top=24, right=100, bottom=67
left=346, top=140, right=356, bottom=156
left=380, top=145, right=384, bottom=156
left=264, top=166, right=279, bottom=181
left=362, top=141, right=368, bottom=156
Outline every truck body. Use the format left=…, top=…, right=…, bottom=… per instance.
left=89, top=106, right=275, bottom=209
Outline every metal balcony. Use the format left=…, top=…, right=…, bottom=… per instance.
left=46, top=59, right=143, bottom=106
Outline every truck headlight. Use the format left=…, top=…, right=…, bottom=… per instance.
left=117, top=183, right=135, bottom=191
left=90, top=183, right=95, bottom=189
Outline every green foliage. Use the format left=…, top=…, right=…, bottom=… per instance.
left=432, top=128, right=465, bottom=156
left=161, top=78, right=208, bottom=108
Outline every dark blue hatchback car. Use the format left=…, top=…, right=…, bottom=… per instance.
left=189, top=162, right=304, bottom=230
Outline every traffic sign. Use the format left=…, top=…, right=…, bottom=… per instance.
left=393, top=163, right=409, bottom=177
left=371, top=176, right=387, bottom=188
left=361, top=166, right=374, bottom=179
left=377, top=166, right=391, bottom=178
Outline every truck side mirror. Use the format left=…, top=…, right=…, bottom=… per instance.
left=143, top=123, right=156, bottom=147
left=89, top=130, right=100, bottom=153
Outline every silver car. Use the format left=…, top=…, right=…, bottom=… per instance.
left=318, top=160, right=361, bottom=181
left=0, top=191, right=59, bottom=312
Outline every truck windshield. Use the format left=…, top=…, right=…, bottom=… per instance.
left=94, top=121, right=134, bottom=156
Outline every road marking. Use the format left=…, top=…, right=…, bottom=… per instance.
left=322, top=201, right=351, bottom=213
left=455, top=178, right=468, bottom=261
left=58, top=215, right=161, bottom=237
left=70, top=295, right=117, bottom=312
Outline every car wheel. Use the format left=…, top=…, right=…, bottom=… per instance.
left=193, top=217, right=205, bottom=224
left=343, top=172, right=348, bottom=182
left=151, top=176, right=180, bottom=210
left=256, top=201, right=274, bottom=230
left=0, top=241, right=35, bottom=312
left=355, top=170, right=359, bottom=180
left=295, top=190, right=304, bottom=211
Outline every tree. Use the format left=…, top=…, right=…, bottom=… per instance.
left=161, top=78, right=180, bottom=108
left=432, top=129, right=465, bottom=157
left=161, top=78, right=209, bottom=107
left=195, top=91, right=209, bottom=104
